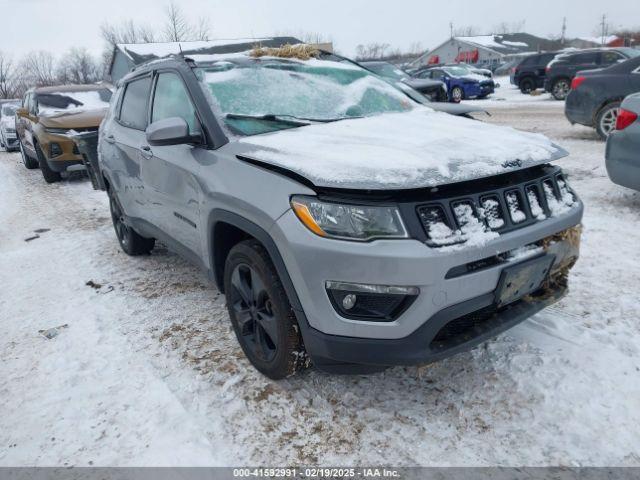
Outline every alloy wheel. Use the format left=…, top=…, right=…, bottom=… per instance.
left=599, top=106, right=620, bottom=137
left=553, top=80, right=569, bottom=100
left=230, top=263, right=278, bottom=362
left=451, top=87, right=463, bottom=102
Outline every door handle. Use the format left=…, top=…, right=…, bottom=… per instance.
left=139, top=145, right=153, bottom=159
left=104, top=134, right=115, bottom=144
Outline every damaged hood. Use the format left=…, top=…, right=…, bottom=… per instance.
left=237, top=107, right=567, bottom=190
left=39, top=108, right=107, bottom=129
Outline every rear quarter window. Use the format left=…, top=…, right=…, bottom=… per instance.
left=119, top=76, right=152, bottom=130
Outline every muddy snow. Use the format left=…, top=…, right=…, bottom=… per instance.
left=1, top=100, right=639, bottom=466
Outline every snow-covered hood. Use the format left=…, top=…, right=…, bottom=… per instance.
left=39, top=108, right=106, bottom=129
left=237, top=107, right=567, bottom=190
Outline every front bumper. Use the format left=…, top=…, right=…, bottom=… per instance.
left=271, top=202, right=582, bottom=368
left=2, top=134, right=19, bottom=150
left=38, top=132, right=84, bottom=170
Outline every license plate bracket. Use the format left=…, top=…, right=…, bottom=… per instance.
left=495, top=254, right=555, bottom=307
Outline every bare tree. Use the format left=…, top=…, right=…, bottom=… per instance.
left=19, top=51, right=57, bottom=88
left=163, top=1, right=190, bottom=42
left=492, top=20, right=526, bottom=34
left=0, top=51, right=17, bottom=99
left=194, top=17, right=212, bottom=41
left=453, top=25, right=480, bottom=37
left=56, top=48, right=100, bottom=85
left=355, top=43, right=391, bottom=61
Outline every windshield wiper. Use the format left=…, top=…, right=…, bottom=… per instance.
left=226, top=113, right=310, bottom=126
left=226, top=113, right=360, bottom=124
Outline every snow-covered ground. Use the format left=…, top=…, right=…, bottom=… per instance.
left=462, top=75, right=564, bottom=108
left=1, top=103, right=639, bottom=467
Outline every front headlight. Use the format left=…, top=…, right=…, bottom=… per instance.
left=290, top=195, right=408, bottom=241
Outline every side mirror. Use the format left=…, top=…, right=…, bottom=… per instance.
left=145, top=117, right=201, bottom=146
left=15, top=107, right=28, bottom=118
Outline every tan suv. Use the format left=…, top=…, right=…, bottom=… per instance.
left=16, top=84, right=112, bottom=183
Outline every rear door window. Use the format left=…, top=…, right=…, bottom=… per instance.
left=119, top=76, right=152, bottom=130
left=571, top=53, right=598, bottom=65
left=601, top=51, right=625, bottom=65
left=151, top=72, right=201, bottom=134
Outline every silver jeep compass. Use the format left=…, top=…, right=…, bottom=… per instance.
left=98, top=47, right=583, bottom=379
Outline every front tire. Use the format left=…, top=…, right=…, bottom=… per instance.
left=108, top=191, right=155, bottom=255
left=450, top=86, right=464, bottom=103
left=551, top=78, right=570, bottom=100
left=35, top=143, right=61, bottom=183
left=595, top=101, right=621, bottom=140
left=19, top=139, right=39, bottom=169
left=224, top=240, right=304, bottom=379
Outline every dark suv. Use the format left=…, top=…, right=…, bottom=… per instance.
left=97, top=49, right=582, bottom=379
left=545, top=48, right=640, bottom=100
left=512, top=52, right=558, bottom=94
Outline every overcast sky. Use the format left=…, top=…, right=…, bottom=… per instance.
left=0, top=0, right=637, bottom=60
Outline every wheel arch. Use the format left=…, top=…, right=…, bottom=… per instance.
left=206, top=210, right=304, bottom=313
left=593, top=97, right=623, bottom=124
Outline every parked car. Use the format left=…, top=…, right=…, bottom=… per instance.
left=512, top=52, right=559, bottom=94
left=15, top=85, right=112, bottom=182
left=98, top=51, right=582, bottom=379
left=606, top=92, right=640, bottom=190
left=361, top=61, right=448, bottom=102
left=414, top=65, right=495, bottom=102
left=496, top=58, right=521, bottom=77
left=0, top=101, right=20, bottom=152
left=565, top=55, right=640, bottom=140
left=544, top=48, right=640, bottom=100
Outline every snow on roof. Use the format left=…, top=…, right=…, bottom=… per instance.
left=117, top=38, right=274, bottom=60
left=577, top=35, right=620, bottom=45
left=502, top=40, right=529, bottom=47
left=115, top=37, right=302, bottom=64
left=457, top=35, right=508, bottom=51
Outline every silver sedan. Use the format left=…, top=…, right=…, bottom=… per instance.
left=606, top=92, right=640, bottom=192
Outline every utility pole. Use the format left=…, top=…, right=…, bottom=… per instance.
left=450, top=21, right=454, bottom=39
left=561, top=17, right=567, bottom=46
left=600, top=14, right=607, bottom=45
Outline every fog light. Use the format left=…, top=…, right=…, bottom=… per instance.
left=325, top=281, right=419, bottom=322
left=49, top=142, right=63, bottom=157
left=342, top=294, right=357, bottom=310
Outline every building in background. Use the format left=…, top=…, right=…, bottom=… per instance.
left=410, top=33, right=564, bottom=70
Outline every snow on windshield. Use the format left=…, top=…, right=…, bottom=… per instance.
left=203, top=58, right=413, bottom=134
left=37, top=90, right=112, bottom=116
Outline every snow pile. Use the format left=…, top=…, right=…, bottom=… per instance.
left=527, top=188, right=546, bottom=220
left=240, top=107, right=564, bottom=189
left=506, top=191, right=526, bottom=223
left=481, top=198, right=505, bottom=229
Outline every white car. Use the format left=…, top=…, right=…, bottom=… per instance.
left=0, top=101, right=20, bottom=152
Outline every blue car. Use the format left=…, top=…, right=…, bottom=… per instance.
left=413, top=65, right=495, bottom=102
